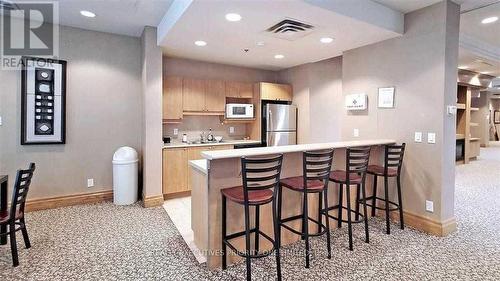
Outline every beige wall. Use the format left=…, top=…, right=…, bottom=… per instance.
left=141, top=27, right=164, bottom=198
left=278, top=56, right=343, bottom=144
left=341, top=1, right=460, bottom=223
left=0, top=25, right=142, bottom=199
left=163, top=57, right=277, bottom=82
left=471, top=93, right=489, bottom=146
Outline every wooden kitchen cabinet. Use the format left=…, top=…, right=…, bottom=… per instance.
left=225, top=81, right=254, bottom=98
left=183, top=78, right=206, bottom=112
left=163, top=145, right=234, bottom=197
left=163, top=77, right=183, bottom=121
left=259, top=82, right=293, bottom=101
left=205, top=80, right=226, bottom=112
left=162, top=148, right=188, bottom=195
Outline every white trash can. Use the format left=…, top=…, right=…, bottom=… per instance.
left=112, top=146, right=139, bottom=205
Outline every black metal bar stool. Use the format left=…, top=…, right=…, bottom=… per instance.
left=362, top=143, right=406, bottom=234
left=221, top=154, right=284, bottom=281
left=326, top=147, right=371, bottom=251
left=278, top=149, right=334, bottom=268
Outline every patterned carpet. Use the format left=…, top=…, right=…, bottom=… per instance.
left=1, top=146, right=500, bottom=280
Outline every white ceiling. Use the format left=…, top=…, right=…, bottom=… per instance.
left=373, top=0, right=442, bottom=13
left=460, top=1, right=500, bottom=48
left=374, top=0, right=500, bottom=13
left=160, top=0, right=402, bottom=70
left=459, top=1, right=500, bottom=77
left=9, top=0, right=173, bottom=37
left=459, top=48, right=500, bottom=77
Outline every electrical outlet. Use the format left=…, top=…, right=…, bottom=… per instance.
left=173, top=128, right=178, bottom=135
left=414, top=132, right=422, bottom=143
left=87, top=178, right=94, bottom=188
left=353, top=128, right=359, bottom=137
left=425, top=200, right=434, bottom=213
left=427, top=133, right=436, bottom=144
left=229, top=127, right=235, bottom=134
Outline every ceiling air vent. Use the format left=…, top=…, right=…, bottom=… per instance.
left=0, top=0, right=19, bottom=11
left=265, top=18, right=315, bottom=41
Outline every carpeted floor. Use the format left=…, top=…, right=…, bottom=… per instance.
left=1, top=146, right=500, bottom=280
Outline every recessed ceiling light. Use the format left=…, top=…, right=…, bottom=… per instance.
left=274, top=54, right=284, bottom=59
left=256, top=41, right=265, bottom=46
left=194, top=40, right=207, bottom=46
left=80, top=10, right=96, bottom=18
left=320, top=37, right=334, bottom=43
left=225, top=13, right=242, bottom=22
left=481, top=16, right=498, bottom=24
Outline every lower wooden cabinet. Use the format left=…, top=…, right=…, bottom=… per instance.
left=162, top=145, right=234, bottom=197
left=162, top=148, right=188, bottom=195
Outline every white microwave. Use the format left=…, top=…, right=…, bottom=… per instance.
left=226, top=103, right=254, bottom=119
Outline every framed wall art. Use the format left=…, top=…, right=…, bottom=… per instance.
left=21, top=56, right=67, bottom=145
left=378, top=87, right=395, bottom=108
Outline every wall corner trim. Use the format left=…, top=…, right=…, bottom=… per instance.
left=25, top=190, right=114, bottom=212
left=391, top=211, right=457, bottom=237
left=143, top=194, right=165, bottom=208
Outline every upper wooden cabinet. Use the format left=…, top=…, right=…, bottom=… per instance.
left=183, top=78, right=206, bottom=112
left=163, top=77, right=183, bottom=121
left=182, top=78, right=226, bottom=113
left=225, top=81, right=254, bottom=98
left=259, top=82, right=293, bottom=101
left=205, top=80, right=226, bottom=112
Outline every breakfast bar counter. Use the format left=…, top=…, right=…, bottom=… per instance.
left=190, top=139, right=396, bottom=268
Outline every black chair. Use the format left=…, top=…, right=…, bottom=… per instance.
left=327, top=147, right=371, bottom=251
left=221, top=155, right=283, bottom=281
left=278, top=149, right=334, bottom=268
left=0, top=163, right=35, bottom=267
left=363, top=143, right=406, bottom=234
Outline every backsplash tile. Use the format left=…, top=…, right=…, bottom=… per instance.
left=163, top=116, right=248, bottom=142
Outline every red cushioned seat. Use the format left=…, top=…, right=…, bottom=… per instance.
left=367, top=165, right=398, bottom=177
left=221, top=186, right=273, bottom=205
left=0, top=210, right=23, bottom=224
left=280, top=176, right=325, bottom=192
left=329, top=170, right=362, bottom=184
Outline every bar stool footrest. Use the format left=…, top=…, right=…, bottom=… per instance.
left=362, top=196, right=400, bottom=212
left=223, top=229, right=277, bottom=259
left=325, top=206, right=365, bottom=224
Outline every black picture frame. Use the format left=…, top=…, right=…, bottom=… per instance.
left=21, top=56, right=67, bottom=145
left=494, top=110, right=500, bottom=124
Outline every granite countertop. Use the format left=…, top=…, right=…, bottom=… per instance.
left=201, top=139, right=396, bottom=160
left=163, top=139, right=261, bottom=149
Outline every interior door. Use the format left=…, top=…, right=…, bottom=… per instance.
left=266, top=131, right=297, bottom=146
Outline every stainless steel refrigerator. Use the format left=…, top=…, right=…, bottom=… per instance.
left=263, top=103, right=297, bottom=146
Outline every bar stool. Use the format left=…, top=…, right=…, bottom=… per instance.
left=363, top=143, right=406, bottom=234
left=278, top=149, right=334, bottom=268
left=221, top=154, right=284, bottom=281
left=327, top=146, right=371, bottom=251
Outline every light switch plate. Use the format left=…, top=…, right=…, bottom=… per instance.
left=0, top=116, right=2, bottom=126
left=173, top=128, right=178, bottom=135
left=87, top=178, right=94, bottom=188
left=229, top=127, right=235, bottom=134
left=425, top=200, right=434, bottom=213
left=353, top=128, right=359, bottom=137
left=414, top=132, right=422, bottom=143
left=427, top=133, right=436, bottom=144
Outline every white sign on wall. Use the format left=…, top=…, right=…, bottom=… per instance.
left=378, top=87, right=395, bottom=108
left=345, top=93, right=367, bottom=111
